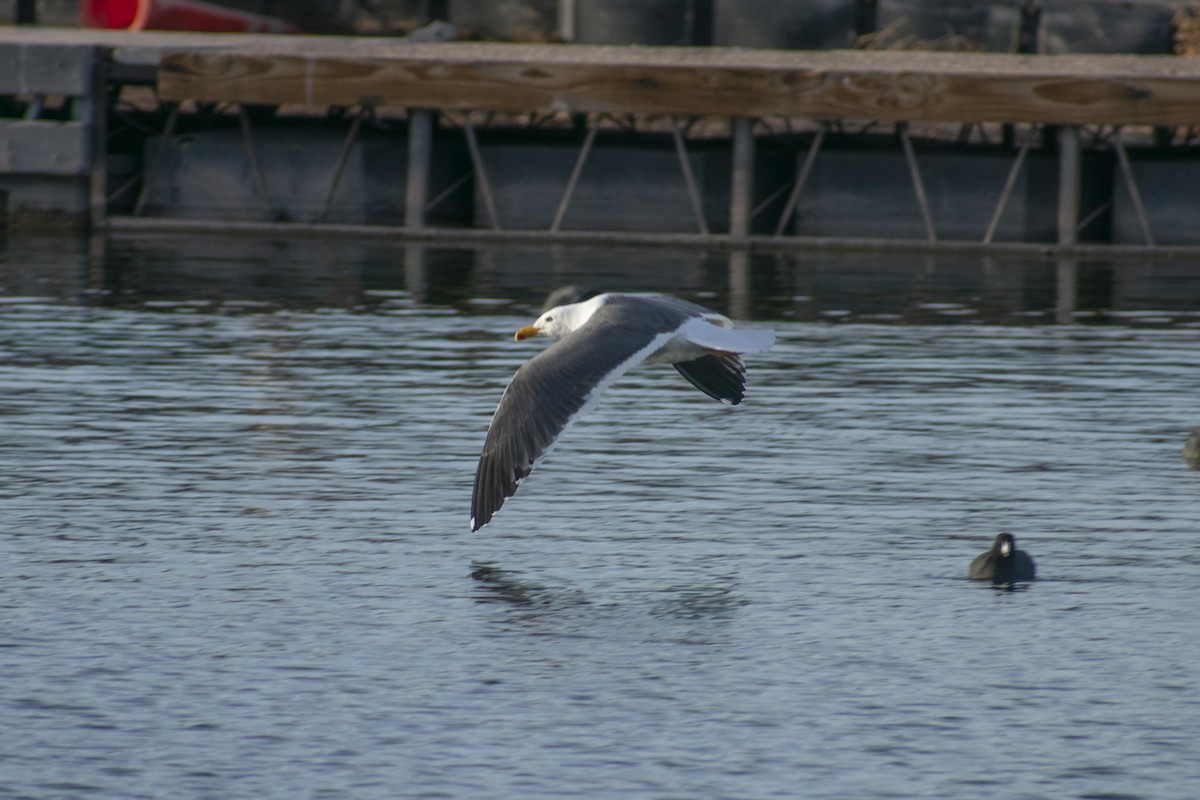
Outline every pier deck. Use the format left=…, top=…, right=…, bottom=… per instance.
left=4, top=27, right=1200, bottom=249
left=157, top=39, right=1200, bottom=126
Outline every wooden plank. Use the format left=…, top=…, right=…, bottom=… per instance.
left=2, top=27, right=1199, bottom=125
left=0, top=43, right=95, bottom=95
left=153, top=42, right=1200, bottom=125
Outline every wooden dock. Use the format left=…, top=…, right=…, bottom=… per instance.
left=156, top=40, right=1200, bottom=126
left=4, top=26, right=1200, bottom=250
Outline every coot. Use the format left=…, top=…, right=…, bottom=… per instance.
left=968, top=532, right=1036, bottom=582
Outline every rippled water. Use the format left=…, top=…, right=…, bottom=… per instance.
left=2, top=235, right=1199, bottom=799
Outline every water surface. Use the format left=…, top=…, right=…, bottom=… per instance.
left=1, top=235, right=1198, bottom=799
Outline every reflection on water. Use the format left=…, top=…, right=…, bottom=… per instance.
left=2, top=232, right=1200, bottom=326
left=471, top=561, right=565, bottom=608
left=1, top=232, right=1199, bottom=800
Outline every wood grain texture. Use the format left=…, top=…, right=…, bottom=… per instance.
left=153, top=42, right=1200, bottom=125
left=1, top=27, right=1197, bottom=125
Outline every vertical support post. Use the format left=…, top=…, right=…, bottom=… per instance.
left=1018, top=0, right=1041, bottom=53
left=1057, top=125, right=1081, bottom=246
left=557, top=0, right=575, bottom=42
left=730, top=117, right=755, bottom=238
left=691, top=0, right=714, bottom=45
left=16, top=0, right=37, bottom=24
left=1004, top=3, right=1043, bottom=147
left=854, top=0, right=877, bottom=38
left=425, top=0, right=448, bottom=22
left=405, top=108, right=434, bottom=230
left=85, top=47, right=107, bottom=230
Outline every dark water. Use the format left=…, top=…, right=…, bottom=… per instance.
left=2, top=234, right=1199, bottom=799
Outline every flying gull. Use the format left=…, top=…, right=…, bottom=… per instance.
left=470, top=293, right=775, bottom=531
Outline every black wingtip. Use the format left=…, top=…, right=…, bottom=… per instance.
left=470, top=490, right=497, bottom=532
left=673, top=354, right=747, bottom=404
left=471, top=450, right=523, bottom=533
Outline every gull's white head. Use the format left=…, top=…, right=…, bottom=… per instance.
left=514, top=295, right=607, bottom=341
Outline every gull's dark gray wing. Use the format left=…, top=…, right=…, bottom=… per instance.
left=471, top=299, right=696, bottom=531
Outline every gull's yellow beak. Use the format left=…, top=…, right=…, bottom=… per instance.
left=514, top=324, right=540, bottom=341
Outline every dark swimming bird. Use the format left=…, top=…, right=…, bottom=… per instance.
left=470, top=293, right=775, bottom=531
left=968, top=533, right=1036, bottom=582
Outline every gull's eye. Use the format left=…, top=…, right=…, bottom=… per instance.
left=544, top=315, right=553, bottom=322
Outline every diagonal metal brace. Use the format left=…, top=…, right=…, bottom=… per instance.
left=551, top=115, right=600, bottom=232
left=898, top=122, right=936, bottom=242
left=463, top=116, right=500, bottom=230
left=669, top=116, right=709, bottom=236
left=133, top=102, right=180, bottom=217
left=236, top=104, right=277, bottom=220
left=319, top=106, right=368, bottom=223
left=1111, top=128, right=1154, bottom=246
left=776, top=122, right=827, bottom=236
left=983, top=130, right=1033, bottom=244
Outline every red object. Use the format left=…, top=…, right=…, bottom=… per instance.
left=80, top=0, right=299, bottom=33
